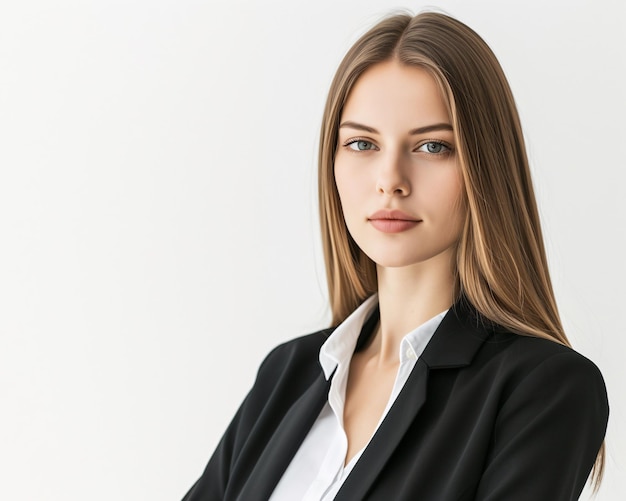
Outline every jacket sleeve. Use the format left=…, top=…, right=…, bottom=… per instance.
left=182, top=402, right=246, bottom=501
left=474, top=351, right=609, bottom=500
left=181, top=345, right=285, bottom=501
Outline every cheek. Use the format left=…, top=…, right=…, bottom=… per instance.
left=420, top=169, right=463, bottom=210
left=425, top=171, right=465, bottom=234
left=334, top=165, right=362, bottom=215
left=445, top=175, right=464, bottom=216
left=446, top=176, right=466, bottom=233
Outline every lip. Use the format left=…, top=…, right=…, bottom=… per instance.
left=368, top=209, right=421, bottom=233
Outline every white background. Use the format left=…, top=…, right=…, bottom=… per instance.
left=0, top=0, right=624, bottom=499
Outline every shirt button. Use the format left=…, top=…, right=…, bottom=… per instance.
left=405, top=347, right=416, bottom=360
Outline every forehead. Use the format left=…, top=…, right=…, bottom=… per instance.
left=341, top=60, right=450, bottom=129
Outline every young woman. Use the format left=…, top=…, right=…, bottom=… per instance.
left=183, top=12, right=608, bottom=500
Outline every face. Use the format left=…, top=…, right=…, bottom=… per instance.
left=334, top=60, right=464, bottom=271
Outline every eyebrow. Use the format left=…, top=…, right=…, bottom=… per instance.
left=339, top=120, right=453, bottom=135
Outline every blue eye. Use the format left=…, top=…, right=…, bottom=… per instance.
left=417, top=141, right=451, bottom=154
left=347, top=139, right=376, bottom=151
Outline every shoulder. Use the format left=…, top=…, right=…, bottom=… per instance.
left=260, top=327, right=335, bottom=369
left=464, top=333, right=609, bottom=499
left=477, top=332, right=608, bottom=425
left=225, top=327, right=335, bottom=442
left=484, top=332, right=605, bottom=385
left=250, top=326, right=336, bottom=392
left=263, top=326, right=336, bottom=362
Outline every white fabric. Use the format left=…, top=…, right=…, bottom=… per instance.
left=270, top=294, right=447, bottom=500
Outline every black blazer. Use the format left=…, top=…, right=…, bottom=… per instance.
left=183, top=300, right=608, bottom=500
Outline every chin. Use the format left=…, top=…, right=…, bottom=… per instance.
left=364, top=251, right=427, bottom=269
left=363, top=246, right=457, bottom=271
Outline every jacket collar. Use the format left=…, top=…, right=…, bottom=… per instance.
left=237, top=298, right=493, bottom=500
left=420, top=297, right=493, bottom=368
left=335, top=297, right=492, bottom=500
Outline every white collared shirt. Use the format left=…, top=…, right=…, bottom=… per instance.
left=270, top=295, right=447, bottom=500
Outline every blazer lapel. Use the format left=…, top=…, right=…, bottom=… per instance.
left=336, top=357, right=430, bottom=500
left=335, top=299, right=491, bottom=500
left=234, top=370, right=331, bottom=500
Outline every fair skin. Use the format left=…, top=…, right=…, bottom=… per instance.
left=334, top=59, right=465, bottom=464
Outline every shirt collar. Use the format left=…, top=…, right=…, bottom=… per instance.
left=319, top=294, right=449, bottom=379
left=399, top=310, right=448, bottom=363
left=319, top=295, right=378, bottom=379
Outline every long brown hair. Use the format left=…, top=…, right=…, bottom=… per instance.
left=317, top=11, right=604, bottom=488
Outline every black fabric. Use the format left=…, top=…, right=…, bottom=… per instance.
left=182, top=301, right=608, bottom=501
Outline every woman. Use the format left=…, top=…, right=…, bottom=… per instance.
left=183, top=11, right=608, bottom=500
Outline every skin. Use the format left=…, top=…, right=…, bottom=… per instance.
left=334, top=59, right=465, bottom=464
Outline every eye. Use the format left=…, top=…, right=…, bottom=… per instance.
left=345, top=139, right=377, bottom=151
left=416, top=141, right=452, bottom=155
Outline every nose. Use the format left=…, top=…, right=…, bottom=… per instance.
left=375, top=151, right=410, bottom=196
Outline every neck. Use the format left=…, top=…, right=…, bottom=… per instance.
left=369, top=250, right=457, bottom=366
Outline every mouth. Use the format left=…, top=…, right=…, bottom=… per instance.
left=368, top=219, right=421, bottom=233
left=367, top=210, right=421, bottom=233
